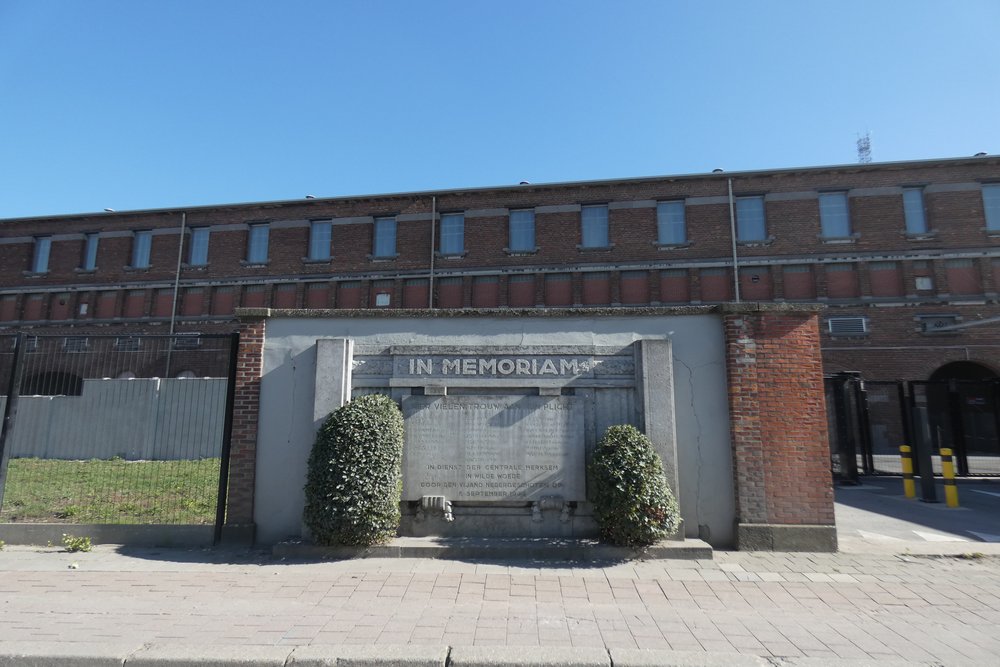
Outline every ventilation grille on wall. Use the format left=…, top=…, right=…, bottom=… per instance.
left=827, top=317, right=869, bottom=337
left=172, top=333, right=201, bottom=350
left=63, top=336, right=89, bottom=352
left=114, top=337, right=141, bottom=351
left=917, top=314, right=961, bottom=334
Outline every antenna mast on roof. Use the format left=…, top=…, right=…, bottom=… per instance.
left=857, top=131, right=872, bottom=164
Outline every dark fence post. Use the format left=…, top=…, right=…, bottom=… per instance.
left=947, top=379, right=970, bottom=476
left=831, top=373, right=859, bottom=484
left=912, top=402, right=938, bottom=503
left=0, top=333, right=26, bottom=512
left=854, top=378, right=875, bottom=475
left=214, top=332, right=240, bottom=544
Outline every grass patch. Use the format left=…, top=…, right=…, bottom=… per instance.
left=0, top=457, right=220, bottom=525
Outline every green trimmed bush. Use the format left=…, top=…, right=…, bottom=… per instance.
left=589, top=424, right=680, bottom=546
left=303, top=394, right=404, bottom=546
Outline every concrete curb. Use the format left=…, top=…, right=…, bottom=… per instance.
left=273, top=537, right=713, bottom=561
left=0, top=643, right=953, bottom=667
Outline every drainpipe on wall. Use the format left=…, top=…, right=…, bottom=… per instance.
left=428, top=196, right=437, bottom=309
left=728, top=178, right=741, bottom=303
left=165, top=211, right=187, bottom=377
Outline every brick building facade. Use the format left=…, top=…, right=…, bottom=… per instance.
left=2, top=154, right=1000, bottom=382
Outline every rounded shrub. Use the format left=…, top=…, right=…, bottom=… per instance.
left=589, top=424, right=681, bottom=547
left=303, top=393, right=404, bottom=546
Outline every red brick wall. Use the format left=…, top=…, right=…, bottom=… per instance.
left=544, top=274, right=572, bottom=306
left=581, top=273, right=611, bottom=306
left=508, top=275, right=535, bottom=307
left=723, top=307, right=834, bottom=527
left=403, top=279, right=429, bottom=308
left=226, top=316, right=265, bottom=526
left=472, top=276, right=500, bottom=308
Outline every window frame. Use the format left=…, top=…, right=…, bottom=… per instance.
left=246, top=223, right=270, bottom=264
left=983, top=183, right=1000, bottom=232
left=507, top=209, right=536, bottom=253
left=31, top=236, right=51, bottom=273
left=902, top=187, right=929, bottom=235
left=131, top=230, right=152, bottom=269
left=818, top=191, right=852, bottom=239
left=438, top=212, right=465, bottom=256
left=82, top=232, right=99, bottom=271
left=735, top=196, right=768, bottom=242
left=187, top=227, right=210, bottom=266
left=373, top=216, right=398, bottom=258
left=655, top=200, right=687, bottom=246
left=307, top=220, right=332, bottom=261
left=579, top=204, right=610, bottom=249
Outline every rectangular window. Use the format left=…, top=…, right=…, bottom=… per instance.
left=903, top=188, right=928, bottom=234
left=32, top=237, right=51, bottom=273
left=819, top=192, right=851, bottom=238
left=132, top=231, right=152, bottom=268
left=188, top=227, right=210, bottom=266
left=308, top=220, right=332, bottom=261
left=735, top=196, right=766, bottom=241
left=656, top=201, right=686, bottom=245
left=439, top=213, right=464, bottom=255
left=247, top=224, right=269, bottom=263
left=82, top=233, right=99, bottom=270
left=983, top=184, right=1000, bottom=231
left=580, top=205, right=609, bottom=248
left=373, top=217, right=397, bottom=258
left=827, top=317, right=869, bottom=337
left=508, top=209, right=535, bottom=252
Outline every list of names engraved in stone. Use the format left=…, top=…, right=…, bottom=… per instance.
left=402, top=395, right=585, bottom=501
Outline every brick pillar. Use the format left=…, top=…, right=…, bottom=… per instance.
left=224, top=311, right=267, bottom=541
left=722, top=304, right=836, bottom=551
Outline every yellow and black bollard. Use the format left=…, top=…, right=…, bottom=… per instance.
left=940, top=447, right=959, bottom=508
left=900, top=445, right=916, bottom=499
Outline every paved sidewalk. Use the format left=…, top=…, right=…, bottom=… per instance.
left=2, top=544, right=1000, bottom=665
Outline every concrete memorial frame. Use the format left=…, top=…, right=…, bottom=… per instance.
left=226, top=304, right=836, bottom=551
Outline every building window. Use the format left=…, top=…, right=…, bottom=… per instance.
left=983, top=184, right=1000, bottom=232
left=82, top=233, right=99, bottom=271
left=819, top=192, right=851, bottom=238
left=132, top=231, right=152, bottom=268
left=308, top=220, right=332, bottom=261
left=903, top=188, right=928, bottom=234
left=247, top=224, right=269, bottom=263
left=827, top=317, right=869, bottom=337
left=508, top=209, right=535, bottom=252
left=439, top=213, right=464, bottom=255
left=188, top=227, right=210, bottom=266
left=373, top=217, right=397, bottom=258
left=735, top=196, right=766, bottom=242
left=31, top=237, right=51, bottom=273
left=656, top=201, right=686, bottom=245
left=580, top=204, right=609, bottom=248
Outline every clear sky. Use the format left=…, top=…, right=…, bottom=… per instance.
left=1, top=1, right=998, bottom=219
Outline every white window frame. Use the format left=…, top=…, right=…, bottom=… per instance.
left=132, top=230, right=152, bottom=268
left=188, top=227, right=210, bottom=266
left=580, top=204, right=609, bottom=248
left=373, top=217, right=397, bottom=258
left=903, top=188, right=928, bottom=235
left=508, top=209, right=536, bottom=252
left=983, top=184, right=1000, bottom=232
left=32, top=237, right=51, bottom=273
left=735, top=196, right=767, bottom=242
left=439, top=213, right=464, bottom=255
left=656, top=201, right=686, bottom=245
left=308, top=220, right=332, bottom=261
left=82, top=233, right=99, bottom=271
left=819, top=192, right=851, bottom=238
left=247, top=224, right=269, bottom=263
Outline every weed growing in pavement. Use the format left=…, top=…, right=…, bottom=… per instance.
left=61, top=534, right=92, bottom=553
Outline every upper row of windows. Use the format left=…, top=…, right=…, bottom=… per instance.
left=24, top=185, right=1000, bottom=274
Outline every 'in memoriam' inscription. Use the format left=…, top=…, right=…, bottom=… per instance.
left=402, top=395, right=585, bottom=502
left=400, top=356, right=591, bottom=378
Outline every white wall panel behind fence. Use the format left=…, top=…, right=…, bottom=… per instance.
left=0, top=378, right=227, bottom=460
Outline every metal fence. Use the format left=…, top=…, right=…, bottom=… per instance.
left=827, top=373, right=1000, bottom=481
left=0, top=333, right=237, bottom=536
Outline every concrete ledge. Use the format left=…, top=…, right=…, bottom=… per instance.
left=288, top=644, right=448, bottom=666
left=0, top=523, right=214, bottom=548
left=273, top=536, right=713, bottom=561
left=736, top=524, right=838, bottom=552
left=127, top=644, right=291, bottom=666
left=219, top=523, right=256, bottom=546
left=0, top=641, right=140, bottom=666
left=448, top=646, right=607, bottom=667
left=610, top=648, right=769, bottom=666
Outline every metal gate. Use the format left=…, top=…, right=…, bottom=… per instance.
left=0, top=333, right=238, bottom=541
left=826, top=373, right=1000, bottom=481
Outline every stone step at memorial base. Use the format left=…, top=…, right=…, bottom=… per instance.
left=272, top=536, right=713, bottom=561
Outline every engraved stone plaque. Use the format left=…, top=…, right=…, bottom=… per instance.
left=402, top=395, right=585, bottom=502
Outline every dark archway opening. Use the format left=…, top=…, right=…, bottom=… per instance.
left=22, top=371, right=84, bottom=396
left=926, top=361, right=999, bottom=470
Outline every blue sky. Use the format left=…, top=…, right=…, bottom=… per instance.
left=1, top=1, right=998, bottom=219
